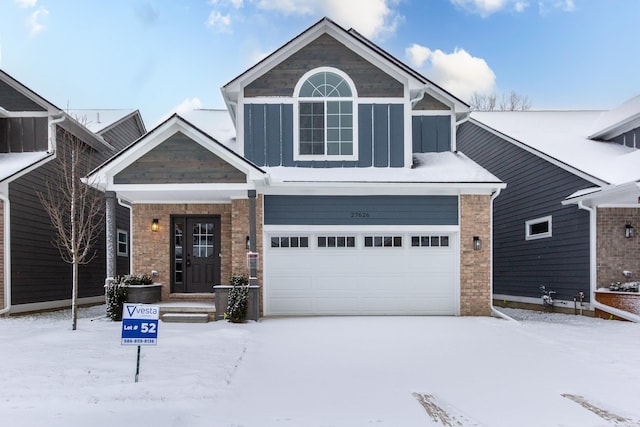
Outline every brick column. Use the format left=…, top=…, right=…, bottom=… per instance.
left=105, top=191, right=117, bottom=281
left=460, top=194, right=492, bottom=316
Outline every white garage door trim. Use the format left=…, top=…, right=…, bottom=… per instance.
left=263, top=225, right=460, bottom=316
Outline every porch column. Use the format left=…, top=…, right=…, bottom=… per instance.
left=105, top=191, right=117, bottom=281
left=248, top=189, right=258, bottom=285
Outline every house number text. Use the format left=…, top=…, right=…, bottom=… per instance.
left=351, top=212, right=370, bottom=218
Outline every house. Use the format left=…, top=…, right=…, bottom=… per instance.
left=0, top=70, right=145, bottom=315
left=457, top=97, right=640, bottom=317
left=88, top=18, right=504, bottom=317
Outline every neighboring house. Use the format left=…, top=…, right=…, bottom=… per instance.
left=457, top=97, right=640, bottom=314
left=88, top=18, right=504, bottom=317
left=0, top=70, right=144, bottom=314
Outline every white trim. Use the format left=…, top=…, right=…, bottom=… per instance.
left=525, top=215, right=553, bottom=240
left=293, top=67, right=359, bottom=162
left=243, top=97, right=294, bottom=105
left=411, top=110, right=452, bottom=116
left=116, top=229, right=129, bottom=257
left=261, top=182, right=502, bottom=196
left=264, top=224, right=460, bottom=233
left=0, top=186, right=11, bottom=314
left=469, top=118, right=608, bottom=187
left=0, top=111, right=50, bottom=118
left=9, top=296, right=105, bottom=314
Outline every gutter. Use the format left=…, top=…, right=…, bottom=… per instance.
left=49, top=113, right=66, bottom=152
left=0, top=191, right=11, bottom=315
left=592, top=300, right=640, bottom=323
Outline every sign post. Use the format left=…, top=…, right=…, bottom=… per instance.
left=121, top=304, right=159, bottom=382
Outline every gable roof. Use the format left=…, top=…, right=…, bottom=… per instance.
left=588, top=95, right=640, bottom=140
left=66, top=109, right=146, bottom=135
left=470, top=110, right=640, bottom=186
left=88, top=113, right=266, bottom=193
left=221, top=17, right=469, bottom=123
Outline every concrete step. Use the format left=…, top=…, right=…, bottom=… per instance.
left=162, top=313, right=210, bottom=323
left=159, top=301, right=216, bottom=323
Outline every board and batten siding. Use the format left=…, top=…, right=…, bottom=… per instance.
left=114, top=131, right=246, bottom=184
left=244, top=103, right=404, bottom=167
left=611, top=127, right=639, bottom=149
left=457, top=121, right=592, bottom=302
left=244, top=34, right=403, bottom=98
left=0, top=80, right=46, bottom=112
left=0, top=117, right=48, bottom=153
left=412, top=116, right=451, bottom=153
left=264, top=195, right=458, bottom=225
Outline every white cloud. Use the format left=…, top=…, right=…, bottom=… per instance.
left=206, top=10, right=232, bottom=32
left=255, top=0, right=402, bottom=39
left=450, top=0, right=509, bottom=17
left=27, top=7, right=48, bottom=37
left=452, top=0, right=573, bottom=16
left=15, top=0, right=37, bottom=8
left=406, top=43, right=496, bottom=101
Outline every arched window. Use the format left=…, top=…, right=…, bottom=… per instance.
left=294, top=68, right=357, bottom=160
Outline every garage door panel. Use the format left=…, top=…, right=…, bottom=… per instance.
left=266, top=232, right=457, bottom=316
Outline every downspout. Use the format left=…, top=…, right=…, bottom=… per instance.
left=117, top=197, right=133, bottom=274
left=488, top=188, right=515, bottom=321
left=49, top=113, right=66, bottom=153
left=0, top=191, right=11, bottom=315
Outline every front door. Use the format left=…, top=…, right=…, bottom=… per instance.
left=172, top=216, right=221, bottom=293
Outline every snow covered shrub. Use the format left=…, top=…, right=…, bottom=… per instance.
left=105, top=279, right=128, bottom=321
left=225, top=274, right=249, bottom=323
left=105, top=274, right=154, bottom=320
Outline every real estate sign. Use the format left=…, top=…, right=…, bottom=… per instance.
left=121, top=304, right=159, bottom=346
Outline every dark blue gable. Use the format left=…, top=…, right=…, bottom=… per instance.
left=244, top=103, right=404, bottom=168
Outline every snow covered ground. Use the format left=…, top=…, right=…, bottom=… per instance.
left=1, top=305, right=639, bottom=427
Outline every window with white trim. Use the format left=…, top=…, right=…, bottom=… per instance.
left=317, top=236, right=356, bottom=248
left=117, top=229, right=128, bottom=257
left=270, top=236, right=309, bottom=248
left=525, top=216, right=552, bottom=240
left=364, top=236, right=402, bottom=248
left=411, top=235, right=450, bottom=247
left=295, top=68, right=357, bottom=160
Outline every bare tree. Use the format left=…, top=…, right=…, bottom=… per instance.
left=470, top=90, right=532, bottom=111
left=38, top=128, right=104, bottom=330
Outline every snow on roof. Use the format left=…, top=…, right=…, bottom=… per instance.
left=179, top=109, right=237, bottom=148
left=471, top=110, right=640, bottom=185
left=265, top=152, right=502, bottom=184
left=588, top=95, right=640, bottom=139
left=66, top=109, right=135, bottom=133
left=0, top=151, right=51, bottom=181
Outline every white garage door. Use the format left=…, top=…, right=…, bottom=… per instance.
left=265, top=231, right=458, bottom=316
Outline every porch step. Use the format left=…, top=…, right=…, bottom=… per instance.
left=168, top=293, right=215, bottom=302
left=162, top=313, right=210, bottom=323
left=159, top=301, right=216, bottom=323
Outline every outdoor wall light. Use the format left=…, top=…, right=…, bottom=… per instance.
left=473, top=236, right=482, bottom=251
left=151, top=218, right=159, bottom=232
left=625, top=224, right=635, bottom=238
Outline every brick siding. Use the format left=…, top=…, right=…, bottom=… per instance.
left=460, top=194, right=492, bottom=316
left=597, top=207, right=640, bottom=287
left=132, top=202, right=263, bottom=304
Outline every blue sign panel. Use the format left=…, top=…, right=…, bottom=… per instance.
left=121, top=304, right=159, bottom=346
left=121, top=318, right=158, bottom=345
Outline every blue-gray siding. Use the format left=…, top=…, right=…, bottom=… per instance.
left=412, top=116, right=451, bottom=153
left=264, top=195, right=458, bottom=225
left=0, top=79, right=46, bottom=111
left=244, top=103, right=404, bottom=167
left=611, top=127, right=639, bottom=148
left=457, top=121, right=593, bottom=301
left=0, top=117, right=48, bottom=153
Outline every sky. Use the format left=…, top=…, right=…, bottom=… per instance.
left=1, top=0, right=639, bottom=127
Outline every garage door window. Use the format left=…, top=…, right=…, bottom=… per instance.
left=364, top=235, right=402, bottom=248
left=411, top=235, right=450, bottom=247
left=271, top=236, right=309, bottom=248
left=318, top=236, right=356, bottom=248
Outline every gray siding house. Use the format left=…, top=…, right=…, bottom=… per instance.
left=0, top=70, right=145, bottom=314
left=457, top=101, right=640, bottom=316
left=88, top=18, right=505, bottom=317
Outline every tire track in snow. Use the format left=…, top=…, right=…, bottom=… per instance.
left=412, top=392, right=485, bottom=426
left=562, top=394, right=640, bottom=426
